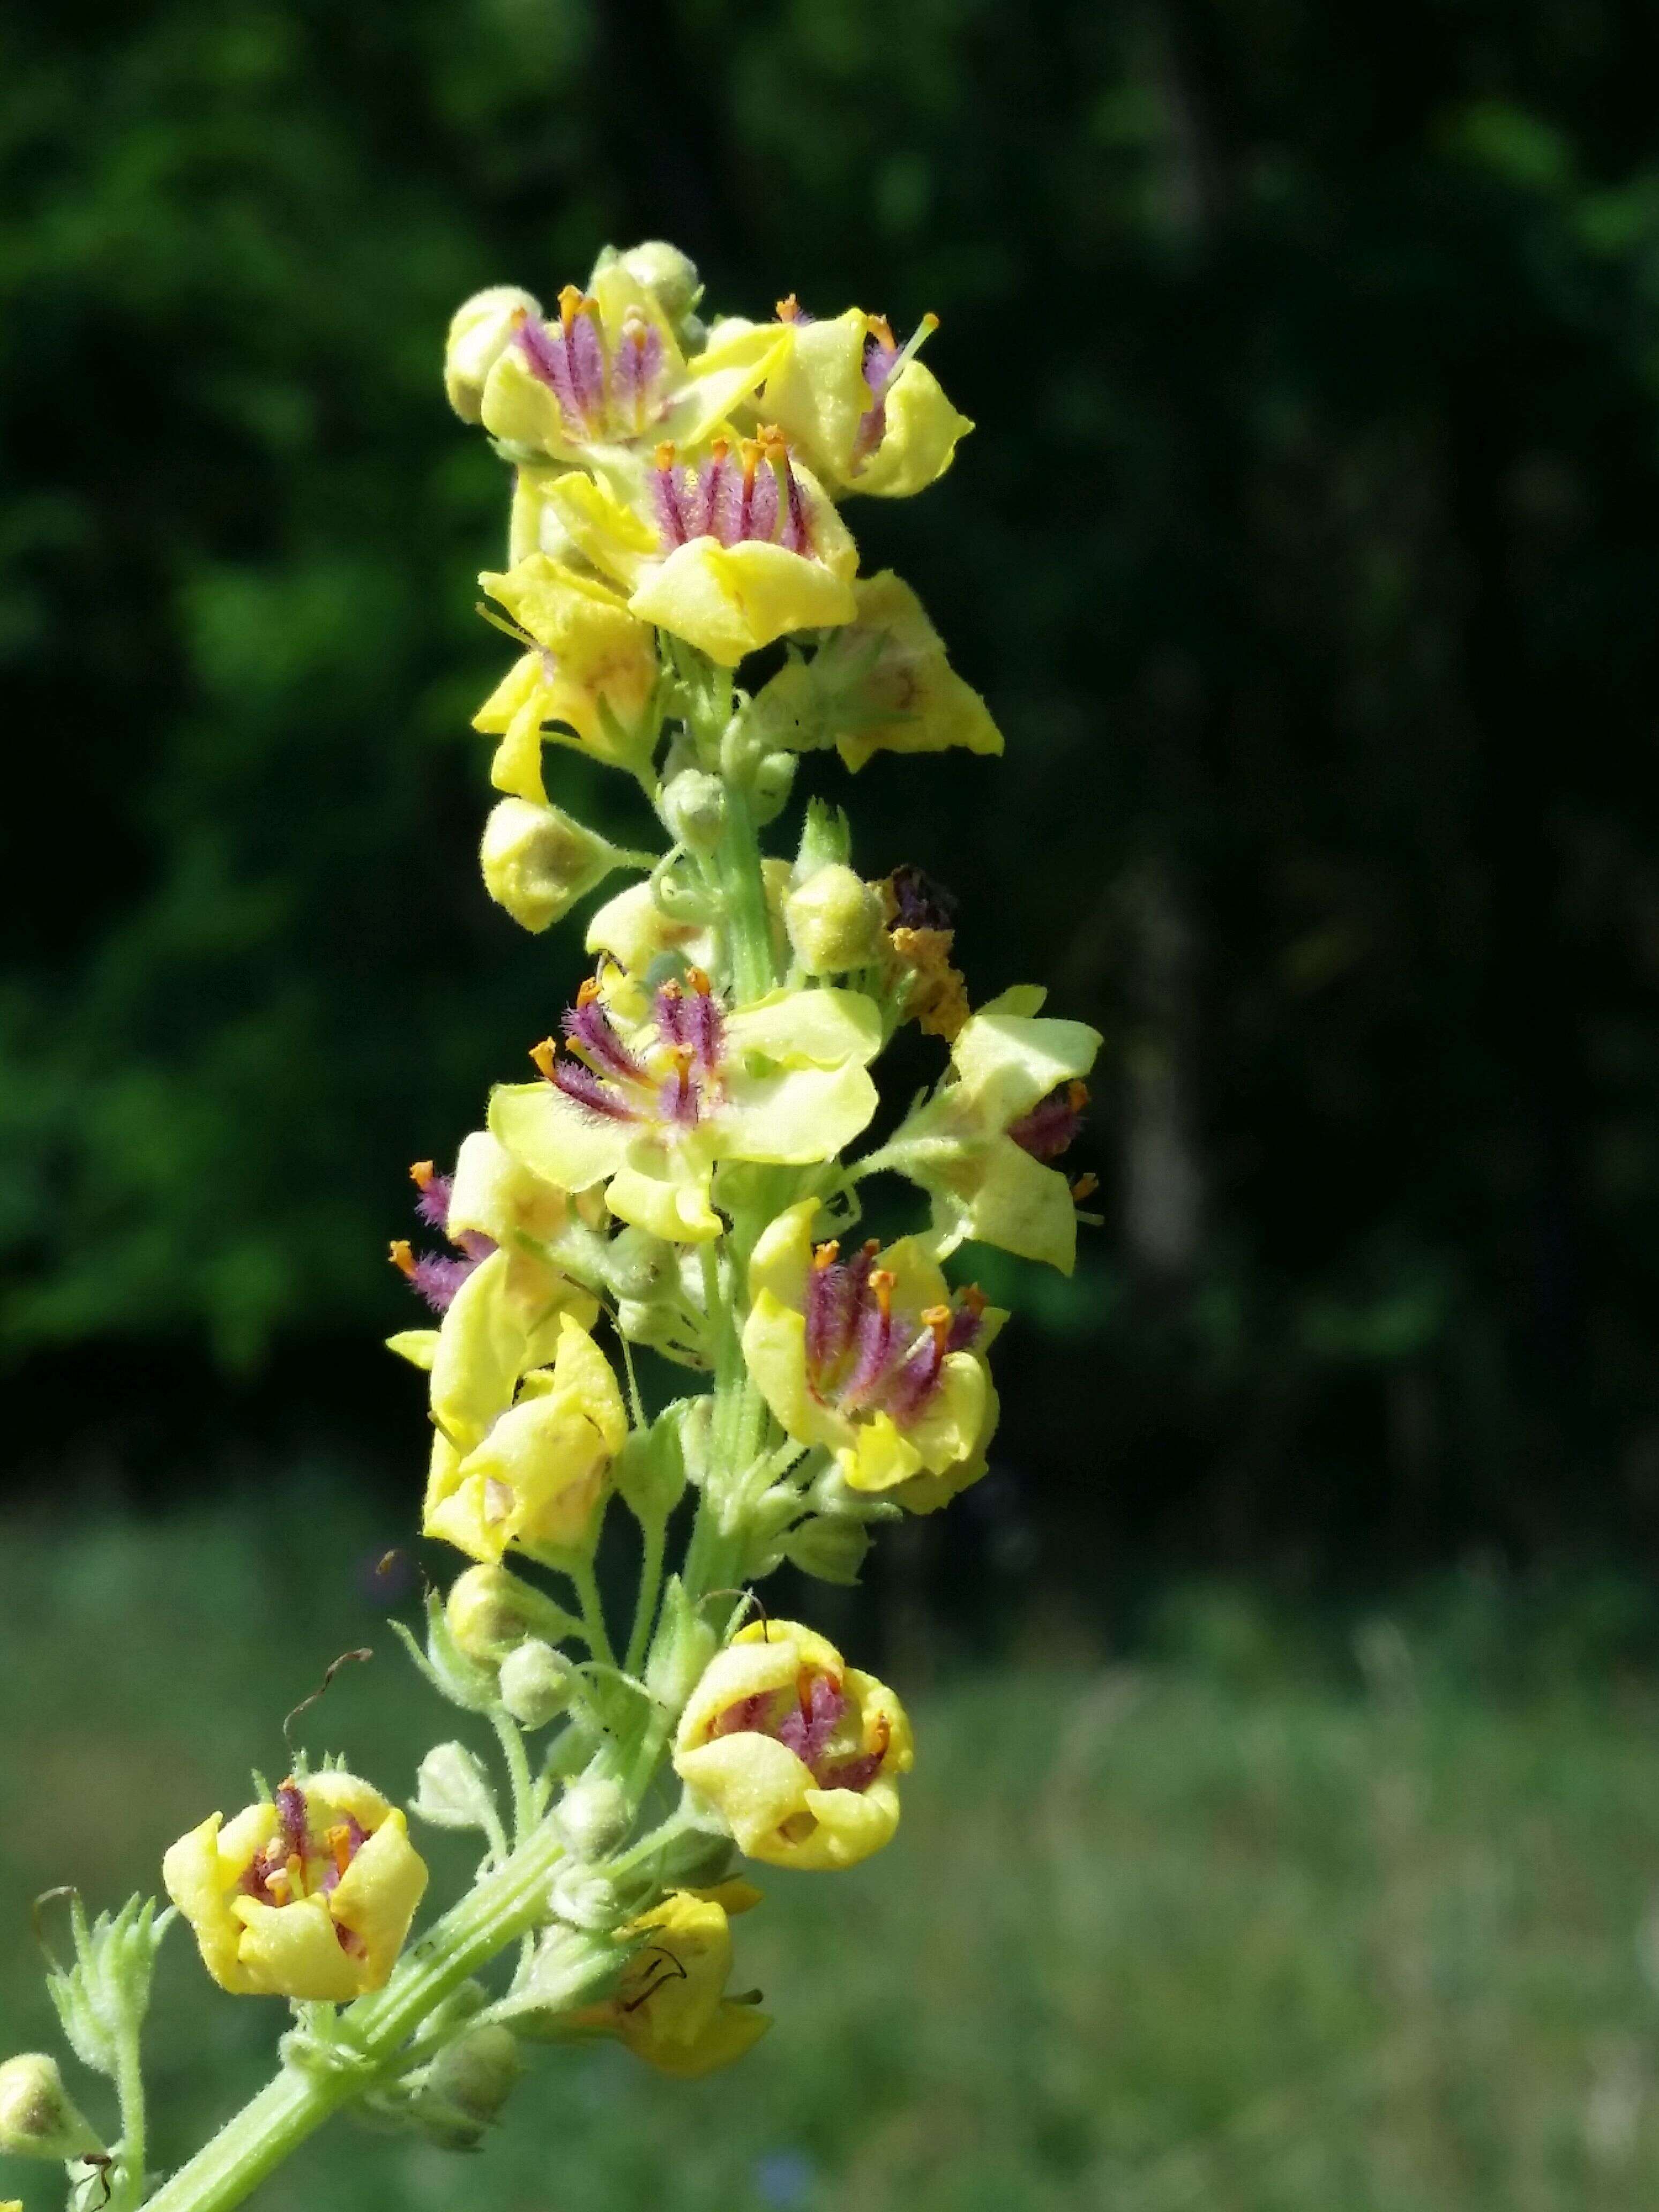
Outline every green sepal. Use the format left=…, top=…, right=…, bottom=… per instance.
left=43, top=1894, right=172, bottom=2082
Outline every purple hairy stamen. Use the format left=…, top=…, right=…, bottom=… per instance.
left=564, top=996, right=648, bottom=1082
left=839, top=1280, right=898, bottom=1413
left=414, top=1172, right=452, bottom=1231
left=884, top=1327, right=946, bottom=1426
left=1008, top=1082, right=1087, bottom=1163
left=774, top=1675, right=846, bottom=1768
left=409, top=1252, right=482, bottom=1312
left=551, top=1058, right=641, bottom=1123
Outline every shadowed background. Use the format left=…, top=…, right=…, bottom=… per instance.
left=7, top=3, right=1659, bottom=2206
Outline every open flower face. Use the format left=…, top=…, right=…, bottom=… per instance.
left=880, top=986, right=1103, bottom=1275
left=674, top=1623, right=913, bottom=1870
left=163, top=1774, right=428, bottom=2002
left=542, top=433, right=858, bottom=668
left=422, top=1287, right=627, bottom=1564
left=571, top=1885, right=770, bottom=2078
left=742, top=1200, right=1004, bottom=1507
left=489, top=973, right=881, bottom=1245
left=738, top=300, right=972, bottom=498
left=479, top=264, right=788, bottom=472
left=473, top=553, right=660, bottom=800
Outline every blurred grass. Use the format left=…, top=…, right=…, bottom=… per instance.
left=4, top=1502, right=1659, bottom=2209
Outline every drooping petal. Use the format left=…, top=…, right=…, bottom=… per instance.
left=718, top=1061, right=879, bottom=1165
left=628, top=537, right=858, bottom=667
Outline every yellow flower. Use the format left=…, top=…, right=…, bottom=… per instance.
left=569, top=1884, right=769, bottom=2078
left=870, top=986, right=1103, bottom=1275
left=544, top=435, right=858, bottom=668
left=423, top=1294, right=627, bottom=1565
left=163, top=1773, right=428, bottom=2002
left=479, top=264, right=788, bottom=470
left=744, top=302, right=972, bottom=498
left=674, top=1623, right=913, bottom=1870
left=754, top=571, right=1002, bottom=774
left=742, top=1200, right=1003, bottom=1509
left=445, top=284, right=543, bottom=422
left=473, top=554, right=660, bottom=799
left=490, top=973, right=881, bottom=1246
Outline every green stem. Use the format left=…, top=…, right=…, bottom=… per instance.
left=715, top=777, right=777, bottom=1004
left=112, top=2015, right=147, bottom=2212
left=140, top=1820, right=569, bottom=2212
left=569, top=1558, right=616, bottom=1670
left=490, top=1711, right=535, bottom=1843
left=625, top=1514, right=667, bottom=1679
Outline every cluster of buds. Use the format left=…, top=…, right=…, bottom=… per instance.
left=74, top=240, right=1104, bottom=2212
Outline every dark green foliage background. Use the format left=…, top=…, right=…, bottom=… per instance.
left=7, top=0, right=1659, bottom=1582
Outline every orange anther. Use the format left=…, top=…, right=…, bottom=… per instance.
left=408, top=1159, right=435, bottom=1189
left=1067, top=1080, right=1090, bottom=1111
left=775, top=294, right=804, bottom=322
left=922, top=1303, right=953, bottom=1346
left=529, top=1037, right=558, bottom=1080
left=812, top=1239, right=841, bottom=1270
left=865, top=313, right=896, bottom=350
left=959, top=1284, right=988, bottom=1317
left=870, top=1268, right=895, bottom=1318
left=327, top=1824, right=354, bottom=1879
left=866, top=1712, right=891, bottom=1762
left=654, top=440, right=676, bottom=470
left=577, top=975, right=604, bottom=1006
left=557, top=283, right=593, bottom=331
left=388, top=1239, right=417, bottom=1280
left=685, top=965, right=712, bottom=995
left=710, top=436, right=730, bottom=460
left=1071, top=1172, right=1100, bottom=1204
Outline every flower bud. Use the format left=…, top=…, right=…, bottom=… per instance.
left=412, top=1742, right=500, bottom=1834
left=498, top=1639, right=575, bottom=1729
left=446, top=1564, right=580, bottom=1667
left=617, top=241, right=702, bottom=324
left=751, top=749, right=797, bottom=825
left=445, top=285, right=541, bottom=422
left=0, top=2054, right=103, bottom=2161
left=661, top=769, right=726, bottom=855
left=557, top=1776, right=630, bottom=1859
left=785, top=863, right=885, bottom=975
left=422, top=2024, right=521, bottom=2142
left=793, top=795, right=852, bottom=881
left=547, top=1864, right=619, bottom=1933
left=782, top=1513, right=872, bottom=1586
left=480, top=798, right=632, bottom=935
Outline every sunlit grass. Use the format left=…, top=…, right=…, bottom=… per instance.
left=4, top=1500, right=1659, bottom=2210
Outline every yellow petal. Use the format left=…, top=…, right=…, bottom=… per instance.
left=231, top=1894, right=361, bottom=2003
left=741, top=1290, right=850, bottom=1455
left=963, top=1139, right=1081, bottom=1273
left=489, top=1081, right=631, bottom=1195
left=840, top=1413, right=925, bottom=1493
left=629, top=539, right=857, bottom=667
left=547, top=470, right=660, bottom=591
left=329, top=1811, right=429, bottom=1989
left=674, top=1733, right=815, bottom=1858
left=853, top=360, right=973, bottom=498
left=724, top=985, right=881, bottom=1069
left=163, top=1815, right=256, bottom=1993
left=718, top=1061, right=879, bottom=1164
left=745, top=1198, right=819, bottom=1310
left=951, top=1003, right=1102, bottom=1125
left=551, top=1312, right=629, bottom=1452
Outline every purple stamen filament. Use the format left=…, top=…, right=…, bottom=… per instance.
left=239, top=1783, right=370, bottom=1949
left=803, top=1241, right=984, bottom=1430
left=710, top=1670, right=890, bottom=1797
left=650, top=429, right=816, bottom=560
left=392, top=1162, right=496, bottom=1313
left=515, top=287, right=669, bottom=444
left=543, top=972, right=727, bottom=1137
left=1008, top=1080, right=1088, bottom=1163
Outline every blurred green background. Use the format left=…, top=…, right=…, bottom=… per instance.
left=8, top=0, right=1659, bottom=2203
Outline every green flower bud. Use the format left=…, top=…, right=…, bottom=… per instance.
left=445, top=285, right=540, bottom=422
left=546, top=1865, right=619, bottom=1934
left=558, top=1776, right=629, bottom=1859
left=480, top=797, right=635, bottom=935
left=782, top=1514, right=872, bottom=1586
left=785, top=863, right=885, bottom=975
left=661, top=769, right=726, bottom=854
left=644, top=1575, right=719, bottom=1710
left=498, top=1640, right=575, bottom=1729
left=412, top=1742, right=500, bottom=1835
left=613, top=1411, right=689, bottom=1527
left=421, top=2024, right=521, bottom=2143
left=0, top=2054, right=102, bottom=2162
left=446, top=1565, right=581, bottom=1667
left=751, top=749, right=797, bottom=825
left=617, top=241, right=703, bottom=324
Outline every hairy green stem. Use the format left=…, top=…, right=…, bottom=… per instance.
left=112, top=2014, right=148, bottom=2212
